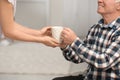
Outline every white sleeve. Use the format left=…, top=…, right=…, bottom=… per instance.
left=7, top=0, right=16, bottom=16
left=8, top=0, right=14, bottom=6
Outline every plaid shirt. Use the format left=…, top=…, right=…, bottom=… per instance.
left=62, top=17, right=120, bottom=80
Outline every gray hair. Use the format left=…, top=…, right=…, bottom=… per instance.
left=116, top=0, right=120, bottom=2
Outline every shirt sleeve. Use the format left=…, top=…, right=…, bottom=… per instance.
left=8, top=0, right=14, bottom=6
left=7, top=0, right=16, bottom=16
left=70, top=32, right=120, bottom=71
left=61, top=38, right=84, bottom=63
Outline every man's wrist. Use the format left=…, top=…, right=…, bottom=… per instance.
left=60, top=45, right=69, bottom=51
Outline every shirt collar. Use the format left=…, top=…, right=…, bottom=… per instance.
left=97, top=17, right=120, bottom=30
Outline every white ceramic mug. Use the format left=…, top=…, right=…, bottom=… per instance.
left=51, top=26, right=63, bottom=43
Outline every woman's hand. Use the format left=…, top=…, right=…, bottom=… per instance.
left=40, top=26, right=52, bottom=36
left=39, top=26, right=59, bottom=47
left=41, top=36, right=59, bottom=47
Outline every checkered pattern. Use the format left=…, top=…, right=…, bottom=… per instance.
left=62, top=17, right=120, bottom=80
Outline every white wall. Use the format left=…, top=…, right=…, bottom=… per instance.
left=16, top=0, right=100, bottom=37
left=16, top=0, right=64, bottom=28
left=15, top=0, right=49, bottom=29
left=63, top=0, right=100, bottom=37
left=49, top=0, right=64, bottom=25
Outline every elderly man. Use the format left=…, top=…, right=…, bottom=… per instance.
left=54, top=0, right=120, bottom=80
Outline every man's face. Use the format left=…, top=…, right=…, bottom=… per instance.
left=97, top=0, right=117, bottom=15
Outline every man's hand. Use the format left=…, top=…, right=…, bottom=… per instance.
left=61, top=28, right=77, bottom=45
